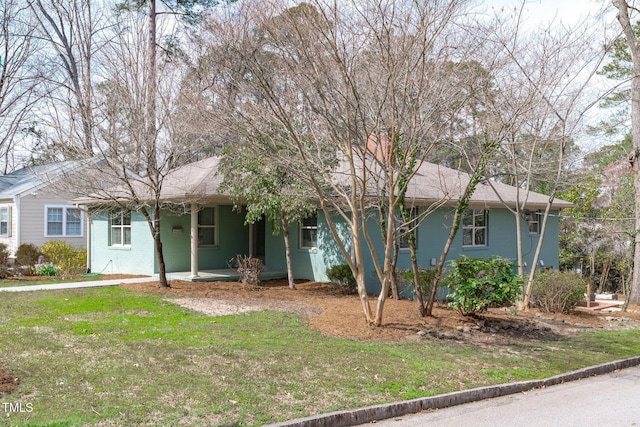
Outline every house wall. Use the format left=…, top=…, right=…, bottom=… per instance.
left=89, top=204, right=561, bottom=288
left=263, top=211, right=349, bottom=280
left=300, top=207, right=561, bottom=294
left=160, top=205, right=250, bottom=272
left=20, top=192, right=86, bottom=252
left=365, top=209, right=559, bottom=293
left=90, top=210, right=155, bottom=275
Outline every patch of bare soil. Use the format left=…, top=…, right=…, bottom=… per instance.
left=121, top=279, right=640, bottom=345
left=0, top=367, right=18, bottom=396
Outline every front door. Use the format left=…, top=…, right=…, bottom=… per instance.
left=251, top=217, right=266, bottom=262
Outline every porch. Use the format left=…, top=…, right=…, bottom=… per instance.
left=166, top=268, right=288, bottom=282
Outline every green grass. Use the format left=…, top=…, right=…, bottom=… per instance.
left=0, top=287, right=639, bottom=426
left=0, top=274, right=104, bottom=288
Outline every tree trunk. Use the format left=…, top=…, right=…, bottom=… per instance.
left=615, top=0, right=640, bottom=306
left=425, top=208, right=461, bottom=316
left=281, top=214, right=296, bottom=289
left=141, top=206, right=169, bottom=288
left=391, top=241, right=400, bottom=300
left=599, top=260, right=610, bottom=293
left=409, top=244, right=426, bottom=317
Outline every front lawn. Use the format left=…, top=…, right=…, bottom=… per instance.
left=0, top=287, right=639, bottom=426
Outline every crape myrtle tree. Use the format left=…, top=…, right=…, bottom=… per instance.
left=0, top=0, right=42, bottom=172
left=218, top=137, right=315, bottom=290
left=39, top=0, right=233, bottom=288
left=197, top=0, right=492, bottom=326
left=481, top=5, right=610, bottom=309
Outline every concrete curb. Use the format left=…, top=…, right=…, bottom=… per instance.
left=0, top=277, right=156, bottom=292
left=266, top=355, right=640, bottom=427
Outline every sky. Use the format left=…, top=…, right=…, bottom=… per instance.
left=484, top=0, right=612, bottom=28
left=483, top=0, right=619, bottom=153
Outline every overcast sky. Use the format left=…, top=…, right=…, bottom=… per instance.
left=484, top=0, right=612, bottom=28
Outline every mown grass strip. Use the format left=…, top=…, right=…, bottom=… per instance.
left=0, top=286, right=639, bottom=426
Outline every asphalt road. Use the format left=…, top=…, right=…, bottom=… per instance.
left=367, top=365, right=640, bottom=427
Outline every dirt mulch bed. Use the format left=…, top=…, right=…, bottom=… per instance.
left=121, top=279, right=640, bottom=344
left=0, top=367, right=18, bottom=396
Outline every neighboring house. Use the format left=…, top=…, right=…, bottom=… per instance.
left=78, top=156, right=572, bottom=293
left=0, top=162, right=87, bottom=259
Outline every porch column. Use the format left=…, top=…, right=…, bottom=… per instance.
left=190, top=203, right=199, bottom=278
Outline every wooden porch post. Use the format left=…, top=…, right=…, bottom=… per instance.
left=190, top=203, right=199, bottom=278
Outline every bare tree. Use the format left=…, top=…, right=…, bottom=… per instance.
left=0, top=0, right=42, bottom=172
left=613, top=0, right=640, bottom=306
left=197, top=0, right=490, bottom=326
left=28, top=0, right=109, bottom=156
left=483, top=3, right=611, bottom=309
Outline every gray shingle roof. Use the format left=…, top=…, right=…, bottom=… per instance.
left=152, top=156, right=572, bottom=210
left=0, top=161, right=83, bottom=199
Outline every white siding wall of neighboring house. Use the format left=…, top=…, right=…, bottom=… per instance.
left=20, top=193, right=87, bottom=251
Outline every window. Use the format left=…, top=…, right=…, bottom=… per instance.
left=300, top=213, right=318, bottom=249
left=462, top=209, right=487, bottom=247
left=110, top=210, right=131, bottom=246
left=0, top=207, right=10, bottom=236
left=198, top=207, right=217, bottom=246
left=398, top=208, right=418, bottom=249
left=46, top=206, right=82, bottom=237
left=527, top=211, right=541, bottom=235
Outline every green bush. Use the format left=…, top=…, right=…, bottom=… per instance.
left=398, top=268, right=438, bottom=298
left=41, top=240, right=87, bottom=277
left=0, top=243, right=9, bottom=266
left=326, top=264, right=357, bottom=293
left=15, top=243, right=40, bottom=275
left=530, top=270, right=586, bottom=313
left=446, top=256, right=522, bottom=316
left=36, top=263, right=58, bottom=277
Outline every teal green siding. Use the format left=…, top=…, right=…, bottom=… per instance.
left=91, top=205, right=250, bottom=275
left=160, top=205, right=249, bottom=271
left=312, top=207, right=561, bottom=294
left=90, top=210, right=156, bottom=275
left=91, top=205, right=561, bottom=294
left=263, top=211, right=348, bottom=281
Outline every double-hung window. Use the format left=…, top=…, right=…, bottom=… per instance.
left=110, top=210, right=131, bottom=246
left=46, top=206, right=82, bottom=237
left=462, top=209, right=487, bottom=247
left=300, top=213, right=318, bottom=249
left=198, top=207, right=217, bottom=247
left=0, top=207, right=10, bottom=236
left=528, top=211, right=541, bottom=235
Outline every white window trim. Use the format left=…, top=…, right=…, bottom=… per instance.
left=299, top=213, right=318, bottom=250
left=0, top=205, right=11, bottom=237
left=44, top=205, right=84, bottom=238
left=198, top=206, right=218, bottom=247
left=110, top=210, right=131, bottom=247
left=462, top=209, right=488, bottom=248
